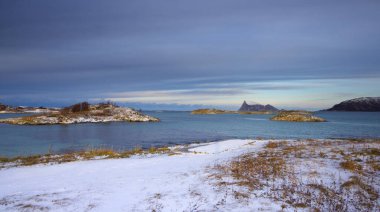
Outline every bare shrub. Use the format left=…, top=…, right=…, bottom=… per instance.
left=64, top=102, right=90, bottom=113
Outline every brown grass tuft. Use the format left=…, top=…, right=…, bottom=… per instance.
left=265, top=141, right=279, bottom=148
left=340, top=160, right=362, bottom=173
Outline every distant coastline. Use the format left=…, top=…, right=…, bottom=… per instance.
left=0, top=103, right=59, bottom=114
left=191, top=108, right=273, bottom=115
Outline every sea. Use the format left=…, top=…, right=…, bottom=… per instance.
left=0, top=111, right=379, bottom=157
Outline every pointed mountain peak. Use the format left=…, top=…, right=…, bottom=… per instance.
left=238, top=101, right=278, bottom=112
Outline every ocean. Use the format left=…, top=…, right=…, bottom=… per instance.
left=0, top=111, right=379, bottom=157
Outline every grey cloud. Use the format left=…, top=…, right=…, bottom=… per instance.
left=1, top=0, right=379, bottom=107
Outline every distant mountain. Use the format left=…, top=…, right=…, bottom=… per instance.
left=326, top=97, right=380, bottom=111
left=0, top=102, right=59, bottom=114
left=238, top=101, right=278, bottom=112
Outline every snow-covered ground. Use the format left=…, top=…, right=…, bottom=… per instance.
left=0, top=139, right=282, bottom=211
left=1, top=139, right=379, bottom=211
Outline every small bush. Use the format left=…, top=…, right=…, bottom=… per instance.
left=340, top=160, right=362, bottom=172
left=64, top=102, right=90, bottom=113
left=265, top=141, right=279, bottom=148
left=319, top=152, right=327, bottom=158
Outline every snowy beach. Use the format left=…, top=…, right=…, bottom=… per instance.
left=0, top=139, right=379, bottom=211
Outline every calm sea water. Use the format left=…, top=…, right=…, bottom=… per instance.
left=0, top=111, right=379, bottom=157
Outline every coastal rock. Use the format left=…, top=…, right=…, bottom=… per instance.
left=238, top=101, right=278, bottom=112
left=270, top=111, right=326, bottom=122
left=0, top=102, right=159, bottom=125
left=326, top=97, right=380, bottom=111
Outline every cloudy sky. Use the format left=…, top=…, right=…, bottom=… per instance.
left=1, top=0, right=379, bottom=110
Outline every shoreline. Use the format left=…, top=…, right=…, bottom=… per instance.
left=0, top=138, right=379, bottom=211
left=1, top=137, right=379, bottom=166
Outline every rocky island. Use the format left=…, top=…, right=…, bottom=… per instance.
left=191, top=108, right=234, bottom=114
left=270, top=110, right=326, bottom=122
left=326, top=97, right=380, bottom=111
left=191, top=108, right=273, bottom=115
left=238, top=100, right=278, bottom=112
left=0, top=102, right=159, bottom=125
left=192, top=101, right=278, bottom=115
left=0, top=103, right=59, bottom=114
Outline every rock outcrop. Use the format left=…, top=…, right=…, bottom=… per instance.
left=238, top=101, right=278, bottom=112
left=326, top=97, right=380, bottom=111
left=270, top=111, right=326, bottom=122
left=0, top=102, right=159, bottom=125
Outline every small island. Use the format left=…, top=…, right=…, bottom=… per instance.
left=0, top=102, right=159, bottom=125
left=191, top=101, right=277, bottom=115
left=191, top=108, right=233, bottom=114
left=238, top=100, right=278, bottom=112
left=191, top=108, right=273, bottom=115
left=270, top=111, right=326, bottom=122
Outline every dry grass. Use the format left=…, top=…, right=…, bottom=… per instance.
left=0, top=146, right=173, bottom=168
left=229, top=155, right=287, bottom=190
left=340, top=160, right=363, bottom=173
left=265, top=141, right=279, bottom=148
left=367, top=160, right=380, bottom=171
left=342, top=176, right=378, bottom=200
left=210, top=139, right=380, bottom=211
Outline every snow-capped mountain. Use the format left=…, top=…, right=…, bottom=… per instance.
left=326, top=97, right=380, bottom=111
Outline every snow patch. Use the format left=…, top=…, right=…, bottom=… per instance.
left=0, top=139, right=270, bottom=211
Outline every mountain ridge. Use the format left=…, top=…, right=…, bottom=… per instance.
left=326, top=97, right=380, bottom=111
left=238, top=101, right=278, bottom=112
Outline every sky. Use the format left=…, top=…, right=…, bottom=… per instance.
left=0, top=0, right=379, bottom=110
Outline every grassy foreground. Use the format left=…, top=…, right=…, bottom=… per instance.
left=0, top=138, right=378, bottom=211
left=209, top=139, right=379, bottom=211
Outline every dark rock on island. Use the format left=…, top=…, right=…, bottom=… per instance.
left=238, top=101, right=278, bottom=112
left=0, top=102, right=159, bottom=125
left=326, top=97, right=380, bottom=111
